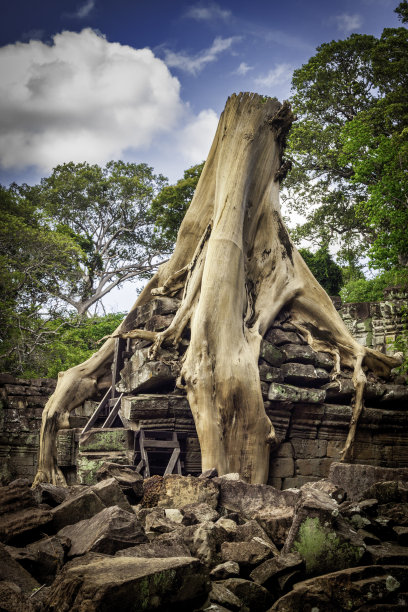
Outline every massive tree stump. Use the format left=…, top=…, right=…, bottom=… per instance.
left=34, top=93, right=398, bottom=486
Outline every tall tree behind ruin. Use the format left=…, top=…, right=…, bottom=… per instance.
left=33, top=93, right=398, bottom=487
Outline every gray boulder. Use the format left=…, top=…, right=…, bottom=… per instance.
left=58, top=505, right=147, bottom=557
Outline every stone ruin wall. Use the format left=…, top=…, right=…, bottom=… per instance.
left=1, top=290, right=407, bottom=486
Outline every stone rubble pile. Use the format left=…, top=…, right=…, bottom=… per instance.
left=1, top=463, right=408, bottom=611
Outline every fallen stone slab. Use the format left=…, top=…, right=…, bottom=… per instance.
left=209, top=582, right=245, bottom=612
left=0, top=543, right=39, bottom=592
left=95, top=462, right=144, bottom=501
left=115, top=538, right=191, bottom=558
left=50, top=488, right=105, bottom=532
left=270, top=565, right=408, bottom=611
left=328, top=463, right=408, bottom=501
left=0, top=506, right=52, bottom=545
left=254, top=507, right=294, bottom=550
left=366, top=542, right=408, bottom=565
left=0, top=581, right=34, bottom=612
left=6, top=536, right=68, bottom=585
left=181, top=502, right=220, bottom=525
left=219, top=577, right=273, bottom=612
left=359, top=481, right=408, bottom=504
left=220, top=538, right=272, bottom=569
left=43, top=553, right=210, bottom=611
left=215, top=477, right=298, bottom=519
left=32, top=483, right=69, bottom=507
left=58, top=505, right=147, bottom=557
left=184, top=521, right=228, bottom=566
left=250, top=552, right=304, bottom=593
left=143, top=474, right=219, bottom=509
left=210, top=561, right=240, bottom=580
left=91, top=477, right=134, bottom=512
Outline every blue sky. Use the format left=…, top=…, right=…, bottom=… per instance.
left=0, top=0, right=400, bottom=187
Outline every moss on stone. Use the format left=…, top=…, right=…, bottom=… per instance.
left=293, top=517, right=363, bottom=576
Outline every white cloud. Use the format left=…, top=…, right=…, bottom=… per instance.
left=0, top=29, right=194, bottom=173
left=254, top=63, right=292, bottom=88
left=176, top=108, right=218, bottom=163
left=72, top=0, right=96, bottom=19
left=334, top=13, right=363, bottom=33
left=234, top=62, right=253, bottom=76
left=164, top=36, right=240, bottom=75
left=185, top=3, right=231, bottom=21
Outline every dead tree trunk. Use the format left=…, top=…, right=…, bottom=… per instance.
left=33, top=93, right=399, bottom=486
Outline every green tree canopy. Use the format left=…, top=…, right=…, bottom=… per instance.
left=18, top=160, right=170, bottom=316
left=298, top=247, right=343, bottom=295
left=150, top=162, right=204, bottom=243
left=284, top=10, right=408, bottom=272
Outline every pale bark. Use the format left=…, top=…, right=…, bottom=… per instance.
left=33, top=93, right=399, bottom=486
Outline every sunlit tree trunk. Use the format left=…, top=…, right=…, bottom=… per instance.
left=34, top=93, right=398, bottom=486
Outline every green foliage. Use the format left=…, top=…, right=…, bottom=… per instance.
left=340, top=269, right=408, bottom=303
left=18, top=160, right=170, bottom=315
left=298, top=247, right=343, bottom=295
left=0, top=184, right=81, bottom=374
left=19, top=313, right=124, bottom=379
left=285, top=13, right=408, bottom=271
left=150, top=162, right=204, bottom=243
left=293, top=517, right=362, bottom=576
left=396, top=1, right=408, bottom=23
left=284, top=34, right=378, bottom=256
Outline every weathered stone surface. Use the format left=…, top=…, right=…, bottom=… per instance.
left=0, top=543, right=39, bottom=592
left=268, top=457, right=294, bottom=479
left=259, top=362, right=284, bottom=383
left=182, top=502, right=220, bottom=525
left=79, top=429, right=130, bottom=453
left=199, top=468, right=218, bottom=479
left=265, top=328, right=303, bottom=346
left=215, top=477, right=298, bottom=519
left=281, top=363, right=318, bottom=386
left=0, top=581, right=34, bottom=612
left=0, top=480, right=53, bottom=543
left=221, top=538, right=272, bottom=568
left=7, top=536, right=68, bottom=585
left=32, top=483, right=69, bottom=507
left=215, top=517, right=238, bottom=536
left=144, top=507, right=183, bottom=534
left=210, top=561, right=240, bottom=580
left=91, top=477, right=133, bottom=512
left=378, top=502, right=408, bottom=526
left=143, top=475, right=219, bottom=509
left=282, top=488, right=339, bottom=555
left=300, top=479, right=346, bottom=504
left=235, top=520, right=277, bottom=550
left=250, top=552, right=304, bottom=592
left=259, top=341, right=284, bottom=367
left=254, top=507, right=294, bottom=549
left=366, top=542, right=408, bottom=565
left=210, top=582, right=245, bottom=611
left=268, top=383, right=326, bottom=404
left=184, top=521, right=228, bottom=566
left=280, top=344, right=317, bottom=365
left=115, top=537, right=191, bottom=558
left=51, top=489, right=105, bottom=531
left=359, top=480, right=408, bottom=504
left=58, top=505, right=147, bottom=557
left=328, top=462, right=408, bottom=501
left=291, top=438, right=328, bottom=459
left=95, top=461, right=143, bottom=501
left=220, top=577, right=273, bottom=611
left=117, top=347, right=179, bottom=393
left=43, top=553, right=210, bottom=611
left=270, top=565, right=408, bottom=611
